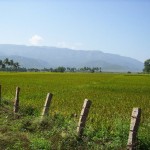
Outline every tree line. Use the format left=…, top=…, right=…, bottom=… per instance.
left=0, top=58, right=102, bottom=73
left=28, top=66, right=102, bottom=73
left=0, top=58, right=20, bottom=71
left=1, top=57, right=150, bottom=73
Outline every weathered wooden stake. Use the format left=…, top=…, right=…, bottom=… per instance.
left=14, top=87, right=20, bottom=114
left=41, top=93, right=53, bottom=119
left=127, top=108, right=141, bottom=150
left=77, top=99, right=92, bottom=137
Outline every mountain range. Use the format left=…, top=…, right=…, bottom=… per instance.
left=0, top=44, right=143, bottom=72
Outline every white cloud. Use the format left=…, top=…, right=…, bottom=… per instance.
left=29, top=35, right=43, bottom=45
left=57, top=41, right=83, bottom=50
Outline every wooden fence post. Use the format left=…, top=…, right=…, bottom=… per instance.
left=41, top=93, right=53, bottom=119
left=77, top=99, right=92, bottom=137
left=14, top=87, right=20, bottom=115
left=127, top=108, right=141, bottom=150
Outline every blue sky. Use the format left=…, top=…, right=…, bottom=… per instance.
left=0, top=0, right=150, bottom=62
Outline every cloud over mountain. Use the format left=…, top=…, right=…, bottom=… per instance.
left=29, top=35, right=43, bottom=45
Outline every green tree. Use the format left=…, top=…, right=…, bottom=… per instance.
left=70, top=67, right=76, bottom=72
left=0, top=60, right=3, bottom=68
left=99, top=67, right=102, bottom=72
left=143, top=59, right=150, bottom=73
left=13, top=62, right=20, bottom=69
left=2, top=64, right=5, bottom=69
left=55, top=66, right=66, bottom=72
left=3, top=58, right=10, bottom=67
left=10, top=59, right=14, bottom=67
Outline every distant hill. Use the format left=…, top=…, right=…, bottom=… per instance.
left=0, top=44, right=143, bottom=72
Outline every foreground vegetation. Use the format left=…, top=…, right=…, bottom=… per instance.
left=0, top=72, right=150, bottom=149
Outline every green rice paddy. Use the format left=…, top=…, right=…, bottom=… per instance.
left=0, top=72, right=150, bottom=149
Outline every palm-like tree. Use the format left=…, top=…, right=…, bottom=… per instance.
left=10, top=59, right=14, bottom=66
left=13, top=62, right=20, bottom=70
left=3, top=58, right=10, bottom=68
left=2, top=63, right=5, bottom=69
left=9, top=59, right=14, bottom=69
left=3, top=58, right=9, bottom=64
left=0, top=60, right=2, bottom=67
left=0, top=58, right=20, bottom=71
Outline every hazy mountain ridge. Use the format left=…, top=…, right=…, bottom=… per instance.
left=0, top=44, right=143, bottom=72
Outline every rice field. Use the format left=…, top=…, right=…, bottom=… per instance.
left=0, top=72, right=150, bottom=123
left=0, top=72, right=150, bottom=149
